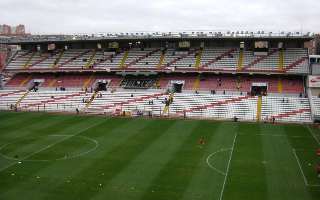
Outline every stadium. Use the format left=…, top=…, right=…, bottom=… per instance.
left=0, top=1, right=320, bottom=199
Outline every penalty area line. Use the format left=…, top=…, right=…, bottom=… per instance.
left=293, top=149, right=309, bottom=186
left=292, top=149, right=320, bottom=187
left=306, top=125, right=320, bottom=146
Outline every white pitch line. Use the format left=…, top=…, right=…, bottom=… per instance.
left=306, top=125, right=320, bottom=146
left=292, top=149, right=309, bottom=186
left=219, top=132, right=237, bottom=200
left=239, top=133, right=309, bottom=138
left=308, top=184, right=320, bottom=187
left=206, top=148, right=231, bottom=176
left=53, top=135, right=99, bottom=161
left=256, top=134, right=307, bottom=138
left=303, top=126, right=320, bottom=187
left=0, top=120, right=104, bottom=172
left=292, top=149, right=320, bottom=187
left=0, top=136, right=71, bottom=171
left=0, top=135, right=99, bottom=162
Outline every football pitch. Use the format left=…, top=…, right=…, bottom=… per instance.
left=0, top=111, right=320, bottom=200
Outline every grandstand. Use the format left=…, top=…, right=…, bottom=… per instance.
left=4, top=47, right=309, bottom=73
left=1, top=31, right=320, bottom=200
left=0, top=31, right=316, bottom=123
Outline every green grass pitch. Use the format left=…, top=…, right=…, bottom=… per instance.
left=0, top=111, right=320, bottom=200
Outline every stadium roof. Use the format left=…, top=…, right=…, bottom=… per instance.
left=0, top=31, right=314, bottom=44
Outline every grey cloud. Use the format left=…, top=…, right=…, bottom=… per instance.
left=0, top=0, right=319, bottom=34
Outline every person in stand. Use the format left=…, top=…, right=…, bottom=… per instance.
left=164, top=97, right=167, bottom=104
left=234, top=116, right=238, bottom=122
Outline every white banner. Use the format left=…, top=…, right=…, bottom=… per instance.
left=108, top=42, right=119, bottom=49
left=252, top=82, right=268, bottom=87
left=308, top=75, right=320, bottom=88
left=33, top=79, right=45, bottom=83
left=179, top=41, right=190, bottom=48
left=48, top=43, right=55, bottom=51
left=254, top=51, right=268, bottom=56
left=255, top=41, right=268, bottom=48
left=170, top=80, right=185, bottom=85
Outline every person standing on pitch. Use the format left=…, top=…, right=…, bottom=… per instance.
left=198, top=136, right=206, bottom=145
left=316, top=148, right=320, bottom=156
left=316, top=164, right=320, bottom=178
left=317, top=148, right=320, bottom=178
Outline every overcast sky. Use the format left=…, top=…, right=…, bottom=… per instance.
left=0, top=0, right=319, bottom=34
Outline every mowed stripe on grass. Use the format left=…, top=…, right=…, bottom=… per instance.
left=0, top=113, right=107, bottom=199
left=0, top=111, right=319, bottom=200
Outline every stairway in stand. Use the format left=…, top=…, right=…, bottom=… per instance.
left=48, top=79, right=57, bottom=87
left=157, top=52, right=165, bottom=69
left=119, top=51, right=129, bottom=69
left=15, top=90, right=30, bottom=108
left=85, top=91, right=99, bottom=109
left=192, top=75, right=201, bottom=91
left=162, top=93, right=174, bottom=115
left=52, top=50, right=65, bottom=68
left=237, top=49, right=244, bottom=71
left=84, top=50, right=97, bottom=69
left=19, top=75, right=32, bottom=87
left=83, top=74, right=95, bottom=89
left=194, top=49, right=203, bottom=69
left=278, top=49, right=284, bottom=71
left=22, top=52, right=36, bottom=69
left=256, top=96, right=262, bottom=121
left=278, top=77, right=283, bottom=93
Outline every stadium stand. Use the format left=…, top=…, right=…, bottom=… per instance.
left=311, top=96, right=320, bottom=116
left=0, top=31, right=316, bottom=123
left=3, top=73, right=305, bottom=95
left=261, top=96, right=312, bottom=122
left=0, top=89, right=312, bottom=123
left=5, top=47, right=309, bottom=73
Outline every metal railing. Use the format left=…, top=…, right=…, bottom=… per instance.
left=0, top=31, right=314, bottom=44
